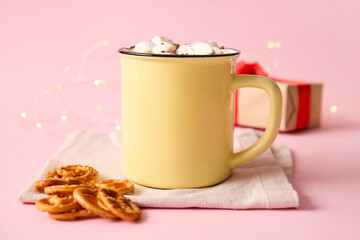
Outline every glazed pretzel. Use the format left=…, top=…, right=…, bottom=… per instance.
left=98, top=188, right=141, bottom=221
left=73, top=186, right=117, bottom=219
left=94, top=179, right=135, bottom=195
left=48, top=209, right=93, bottom=220
left=35, top=194, right=80, bottom=214
left=46, top=165, right=98, bottom=183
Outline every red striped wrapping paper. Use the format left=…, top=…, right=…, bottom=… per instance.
left=235, top=61, right=323, bottom=132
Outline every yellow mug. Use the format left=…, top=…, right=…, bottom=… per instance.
left=119, top=48, right=282, bottom=189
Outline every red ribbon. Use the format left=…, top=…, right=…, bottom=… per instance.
left=235, top=61, right=311, bottom=130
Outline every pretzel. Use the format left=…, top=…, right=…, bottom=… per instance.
left=73, top=187, right=117, bottom=219
left=48, top=209, right=93, bottom=220
left=34, top=179, right=85, bottom=192
left=44, top=183, right=91, bottom=195
left=35, top=194, right=81, bottom=214
left=94, top=179, right=135, bottom=195
left=98, top=188, right=141, bottom=221
left=46, top=165, right=98, bottom=183
left=33, top=165, right=142, bottom=222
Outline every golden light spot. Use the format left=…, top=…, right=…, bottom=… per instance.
left=61, top=115, right=68, bottom=121
left=115, top=124, right=121, bottom=131
left=56, top=85, right=62, bottom=91
left=275, top=42, right=281, bottom=48
left=21, top=112, right=27, bottom=118
left=102, top=40, right=109, bottom=46
left=330, top=105, right=338, bottom=113
left=93, top=79, right=106, bottom=86
left=93, top=80, right=100, bottom=86
left=36, top=122, right=42, bottom=128
left=96, top=105, right=103, bottom=111
left=267, top=41, right=275, bottom=49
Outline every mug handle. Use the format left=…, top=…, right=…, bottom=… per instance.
left=229, top=74, right=282, bottom=169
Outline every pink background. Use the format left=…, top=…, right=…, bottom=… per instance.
left=1, top=0, right=360, bottom=239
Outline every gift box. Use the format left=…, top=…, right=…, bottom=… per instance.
left=235, top=61, right=323, bottom=132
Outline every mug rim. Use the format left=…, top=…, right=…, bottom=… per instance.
left=118, top=47, right=240, bottom=58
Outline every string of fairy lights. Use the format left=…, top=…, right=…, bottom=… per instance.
left=19, top=40, right=122, bottom=137
left=19, top=40, right=337, bottom=138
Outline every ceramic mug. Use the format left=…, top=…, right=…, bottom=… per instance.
left=118, top=48, right=282, bottom=189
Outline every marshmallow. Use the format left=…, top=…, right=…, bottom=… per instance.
left=152, top=42, right=177, bottom=54
left=213, top=47, right=223, bottom=55
left=132, top=36, right=235, bottom=55
left=152, top=36, right=174, bottom=45
left=221, top=48, right=237, bottom=54
left=193, top=41, right=218, bottom=48
left=175, top=44, right=195, bottom=55
left=191, top=42, right=214, bottom=55
left=134, top=41, right=155, bottom=53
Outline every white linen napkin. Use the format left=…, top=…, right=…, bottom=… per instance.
left=19, top=128, right=299, bottom=209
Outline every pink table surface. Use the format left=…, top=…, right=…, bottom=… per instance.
left=1, top=0, right=360, bottom=239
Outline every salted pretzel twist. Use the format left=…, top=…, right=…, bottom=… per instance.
left=94, top=179, right=134, bottom=195
left=44, top=183, right=91, bottom=195
left=33, top=165, right=141, bottom=221
left=98, top=188, right=141, bottom=221
left=48, top=209, right=93, bottom=220
left=73, top=186, right=117, bottom=219
left=46, top=165, right=98, bottom=183
left=34, top=179, right=85, bottom=192
left=35, top=193, right=81, bottom=214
